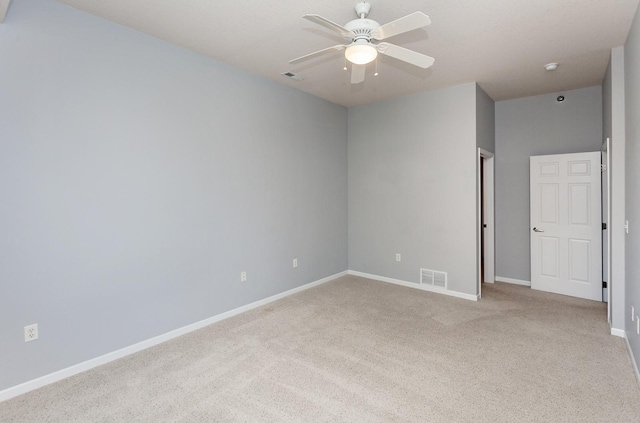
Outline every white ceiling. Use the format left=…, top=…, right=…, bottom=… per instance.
left=56, top=0, right=639, bottom=107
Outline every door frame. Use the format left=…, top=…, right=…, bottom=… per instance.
left=603, top=138, right=612, bottom=323
left=477, top=148, right=495, bottom=298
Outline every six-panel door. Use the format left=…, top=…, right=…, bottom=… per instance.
left=530, top=152, right=602, bottom=301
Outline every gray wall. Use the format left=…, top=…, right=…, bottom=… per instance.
left=625, top=4, right=640, bottom=369
left=476, top=84, right=496, bottom=153
left=603, top=47, right=627, bottom=332
left=348, top=83, right=478, bottom=295
left=476, top=84, right=495, bottom=287
left=495, top=87, right=603, bottom=281
left=0, top=0, right=348, bottom=391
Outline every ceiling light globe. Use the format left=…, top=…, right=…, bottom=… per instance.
left=345, top=44, right=378, bottom=65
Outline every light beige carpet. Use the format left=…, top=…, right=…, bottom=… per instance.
left=2, top=275, right=639, bottom=422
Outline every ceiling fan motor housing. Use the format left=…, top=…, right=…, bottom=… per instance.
left=344, top=19, right=380, bottom=43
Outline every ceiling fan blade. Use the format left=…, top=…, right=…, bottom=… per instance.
left=351, top=64, right=365, bottom=84
left=303, top=14, right=356, bottom=39
left=377, top=42, right=434, bottom=69
left=371, top=12, right=431, bottom=40
left=289, top=45, right=346, bottom=64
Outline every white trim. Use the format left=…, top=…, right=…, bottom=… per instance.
left=348, top=270, right=479, bottom=302
left=495, top=276, right=531, bottom=287
left=0, top=271, right=347, bottom=402
left=622, top=332, right=640, bottom=390
left=605, top=138, right=612, bottom=324
left=611, top=328, right=626, bottom=338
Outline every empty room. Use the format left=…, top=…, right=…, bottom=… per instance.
left=2, top=0, right=640, bottom=421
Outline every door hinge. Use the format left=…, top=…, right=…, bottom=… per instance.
left=601, top=164, right=607, bottom=172
left=603, top=281, right=607, bottom=288
left=602, top=222, right=607, bottom=230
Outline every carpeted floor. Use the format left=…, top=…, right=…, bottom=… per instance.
left=2, top=275, right=639, bottom=422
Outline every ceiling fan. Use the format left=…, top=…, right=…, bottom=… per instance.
left=289, top=2, right=434, bottom=84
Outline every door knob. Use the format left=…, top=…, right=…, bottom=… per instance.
left=533, top=227, right=544, bottom=232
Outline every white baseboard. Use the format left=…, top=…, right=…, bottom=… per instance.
left=348, top=270, right=478, bottom=302
left=611, top=328, right=626, bottom=338
left=495, top=276, right=531, bottom=287
left=622, top=332, right=640, bottom=391
left=0, top=271, right=347, bottom=403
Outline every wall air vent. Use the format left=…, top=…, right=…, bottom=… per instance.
left=420, top=268, right=447, bottom=289
left=282, top=72, right=304, bottom=81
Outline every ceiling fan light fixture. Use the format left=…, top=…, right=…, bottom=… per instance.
left=345, top=44, right=378, bottom=65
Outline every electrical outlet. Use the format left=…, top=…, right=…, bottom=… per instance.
left=240, top=271, right=247, bottom=282
left=293, top=258, right=298, bottom=268
left=625, top=220, right=630, bottom=234
left=395, top=253, right=401, bottom=262
left=24, top=324, right=38, bottom=342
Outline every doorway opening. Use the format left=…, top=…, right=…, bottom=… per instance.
left=478, top=149, right=495, bottom=298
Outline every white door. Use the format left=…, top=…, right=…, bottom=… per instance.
left=530, top=152, right=602, bottom=301
left=601, top=143, right=609, bottom=304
